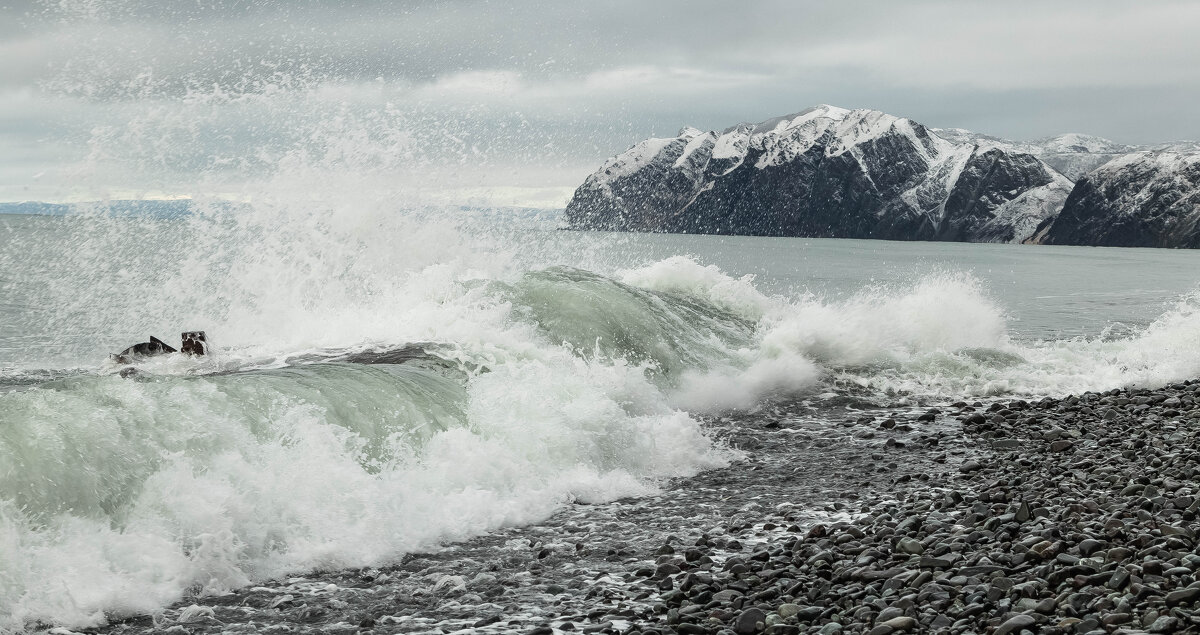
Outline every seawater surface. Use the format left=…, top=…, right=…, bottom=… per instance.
left=1, top=207, right=1200, bottom=632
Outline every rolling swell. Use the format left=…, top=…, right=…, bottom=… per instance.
left=1, top=363, right=465, bottom=521
left=499, top=266, right=755, bottom=379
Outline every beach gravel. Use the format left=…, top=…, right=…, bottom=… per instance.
left=89, top=381, right=1200, bottom=634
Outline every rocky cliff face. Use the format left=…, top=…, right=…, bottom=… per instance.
left=1029, top=151, right=1200, bottom=248
left=565, top=106, right=1073, bottom=244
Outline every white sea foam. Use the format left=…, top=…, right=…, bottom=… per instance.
left=6, top=230, right=1200, bottom=632
left=759, top=274, right=1009, bottom=368
left=2, top=199, right=744, bottom=632
left=0, top=336, right=730, bottom=632
left=619, top=255, right=773, bottom=321
left=617, top=256, right=1200, bottom=402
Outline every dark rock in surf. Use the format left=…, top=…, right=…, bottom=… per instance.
left=111, top=335, right=176, bottom=364
left=111, top=331, right=210, bottom=364
left=180, top=330, right=209, bottom=356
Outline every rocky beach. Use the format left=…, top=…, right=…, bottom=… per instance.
left=82, top=380, right=1200, bottom=635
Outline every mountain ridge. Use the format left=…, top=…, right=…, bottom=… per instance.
left=565, top=105, right=1200, bottom=248
left=566, top=105, right=1073, bottom=243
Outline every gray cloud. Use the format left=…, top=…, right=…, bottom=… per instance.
left=1, top=0, right=1198, bottom=203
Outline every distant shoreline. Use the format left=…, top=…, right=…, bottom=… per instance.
left=558, top=225, right=1200, bottom=250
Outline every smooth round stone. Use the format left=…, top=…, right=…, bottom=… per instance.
left=1166, top=587, right=1200, bottom=606
left=880, top=616, right=916, bottom=631
left=1149, top=616, right=1181, bottom=632
left=733, top=608, right=766, bottom=635
left=994, top=614, right=1037, bottom=635
left=711, top=590, right=741, bottom=604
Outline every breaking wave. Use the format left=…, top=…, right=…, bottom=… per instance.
left=4, top=210, right=1200, bottom=631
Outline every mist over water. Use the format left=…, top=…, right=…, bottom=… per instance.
left=3, top=4, right=1200, bottom=633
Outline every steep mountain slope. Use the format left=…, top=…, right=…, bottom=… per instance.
left=1030, top=151, right=1200, bottom=248
left=566, top=106, right=1072, bottom=244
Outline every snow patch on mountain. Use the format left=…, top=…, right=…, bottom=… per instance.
left=674, top=131, right=716, bottom=168
left=1035, top=133, right=1132, bottom=155
left=597, top=136, right=678, bottom=181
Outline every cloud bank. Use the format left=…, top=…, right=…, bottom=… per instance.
left=1, top=0, right=1198, bottom=204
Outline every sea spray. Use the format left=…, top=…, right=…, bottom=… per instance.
left=618, top=257, right=1200, bottom=401
left=0, top=344, right=732, bottom=631
left=6, top=238, right=1200, bottom=631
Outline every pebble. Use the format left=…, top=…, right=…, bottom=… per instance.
left=994, top=614, right=1037, bottom=635
left=879, top=616, right=915, bottom=631
left=614, top=385, right=1200, bottom=635
left=734, top=608, right=766, bottom=635
left=1149, top=615, right=1181, bottom=632
left=1166, top=587, right=1200, bottom=606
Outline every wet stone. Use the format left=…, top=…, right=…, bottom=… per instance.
left=879, top=616, right=916, bottom=631
left=1165, top=587, right=1200, bottom=606
left=1148, top=615, right=1181, bottom=632
left=994, top=613, right=1037, bottom=635
left=734, top=608, right=767, bottom=635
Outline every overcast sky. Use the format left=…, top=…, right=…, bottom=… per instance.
left=2, top=0, right=1199, bottom=205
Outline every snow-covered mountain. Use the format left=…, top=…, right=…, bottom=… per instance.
left=926, top=129, right=1138, bottom=180
left=565, top=106, right=1072, bottom=243
left=1028, top=134, right=1137, bottom=181
left=1029, top=151, right=1200, bottom=248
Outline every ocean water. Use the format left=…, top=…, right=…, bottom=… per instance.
left=2, top=206, right=1200, bottom=631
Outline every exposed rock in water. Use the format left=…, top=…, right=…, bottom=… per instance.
left=565, top=105, right=1073, bottom=244
left=1029, top=150, right=1200, bottom=248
